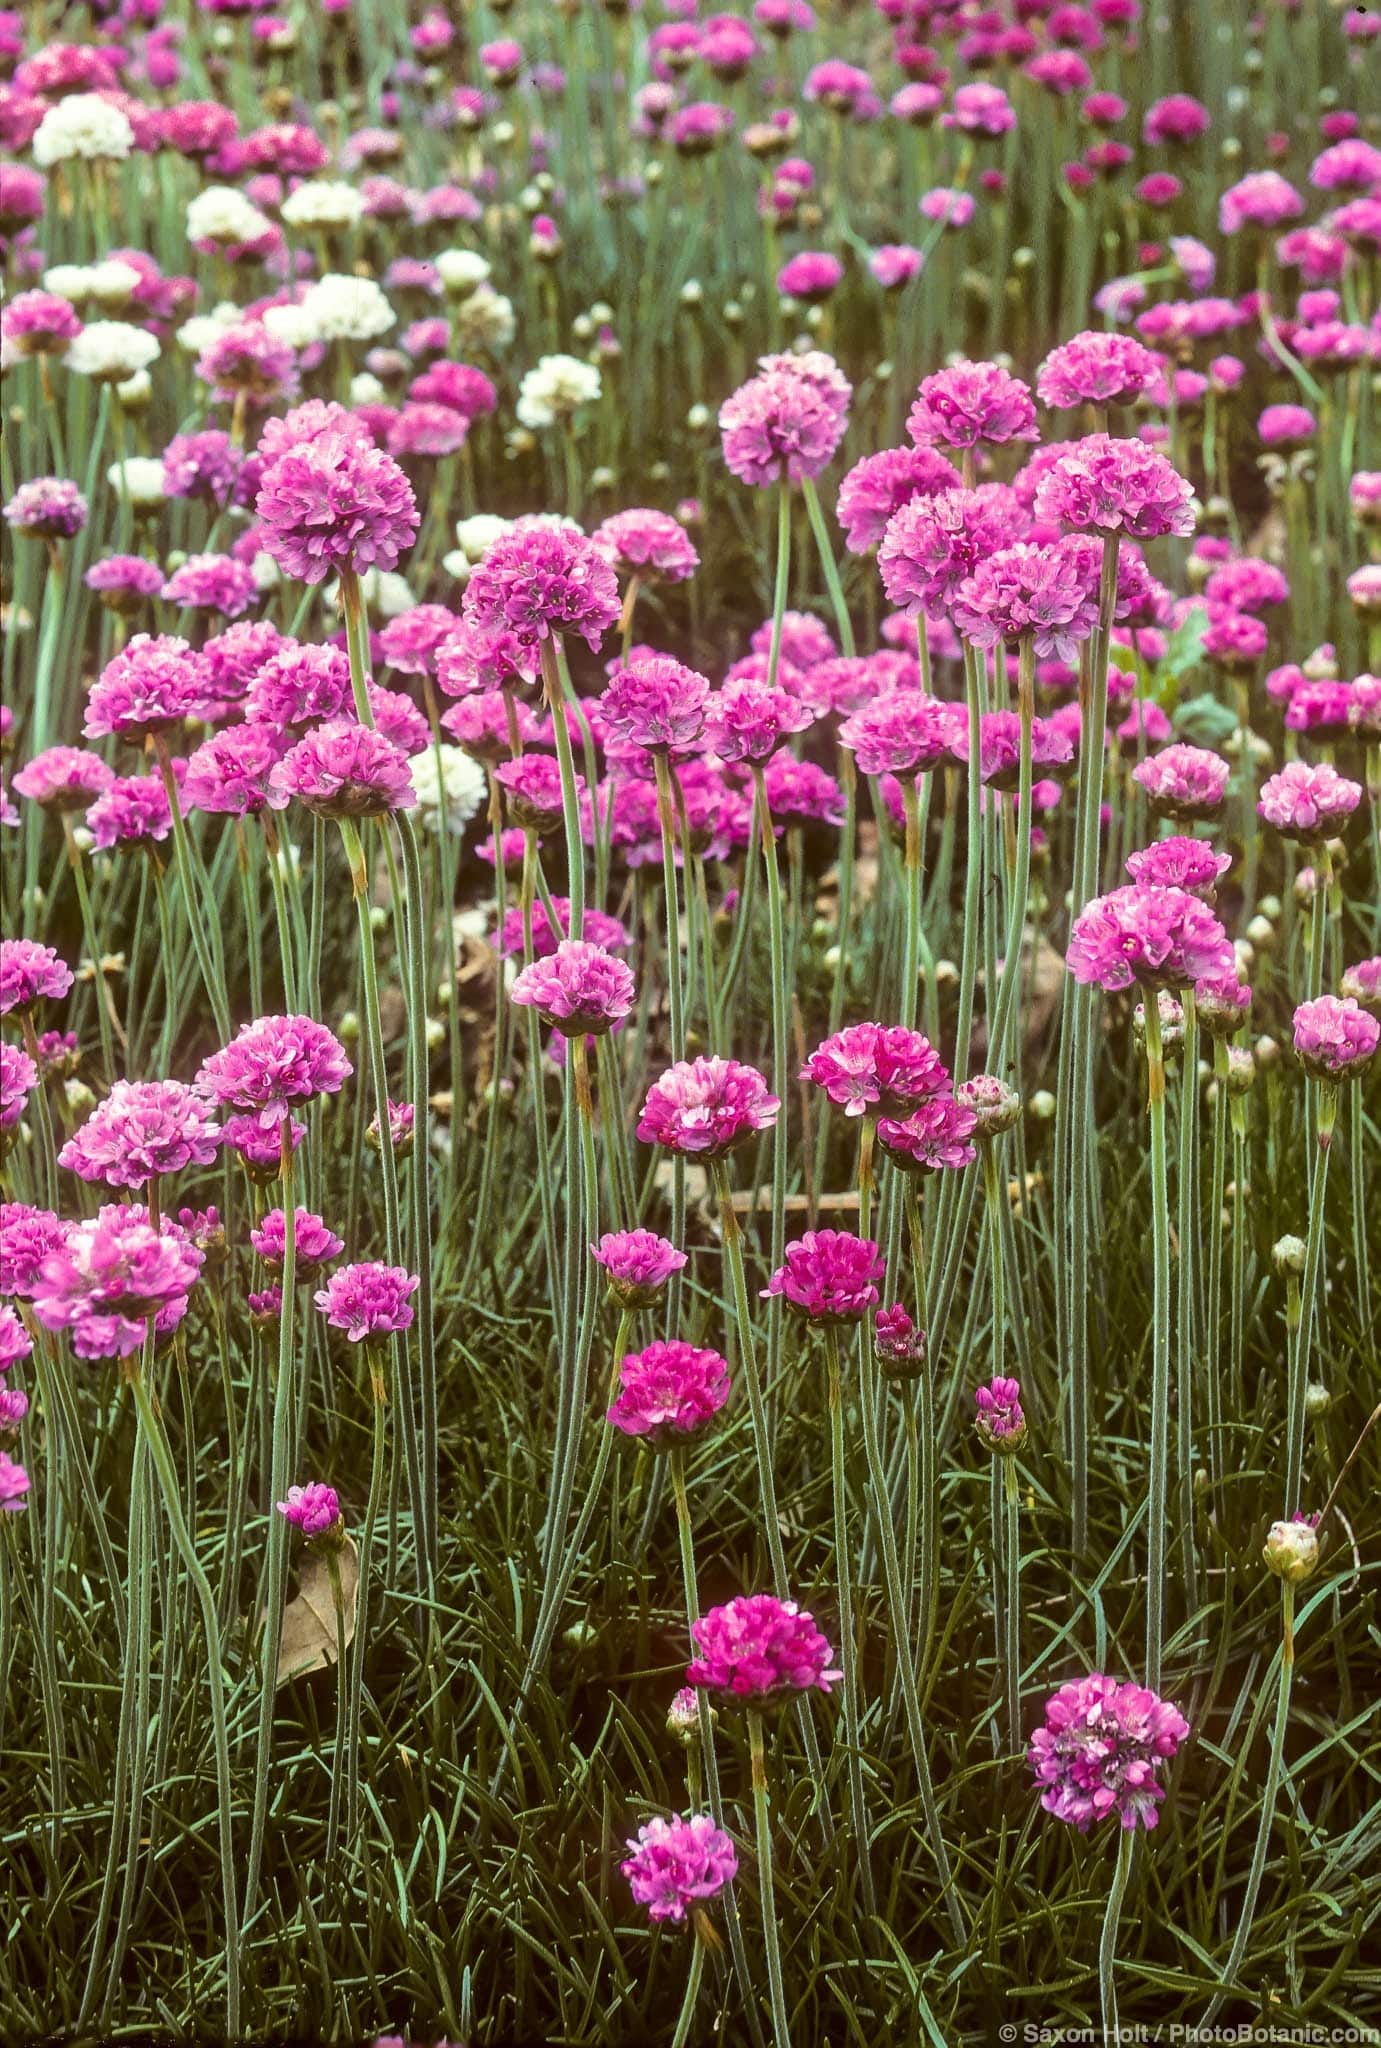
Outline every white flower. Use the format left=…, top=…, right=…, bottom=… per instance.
left=260, top=302, right=317, bottom=350
left=249, top=550, right=280, bottom=593
left=43, top=265, right=98, bottom=303
left=297, top=273, right=395, bottom=343
left=442, top=550, right=472, bottom=584
left=331, top=568, right=416, bottom=618
left=86, top=259, right=144, bottom=308
left=106, top=457, right=168, bottom=506
left=516, top=354, right=602, bottom=429
left=280, top=181, right=365, bottom=232
left=187, top=186, right=273, bottom=247
left=176, top=306, right=242, bottom=356
left=350, top=371, right=386, bottom=404
left=452, top=284, right=516, bottom=354
left=66, top=321, right=161, bottom=383
left=32, top=93, right=134, bottom=167
left=435, top=248, right=492, bottom=295
left=453, top=513, right=511, bottom=562
left=408, top=744, right=488, bottom=835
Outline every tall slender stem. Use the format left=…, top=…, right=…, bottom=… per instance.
left=747, top=1710, right=791, bottom=2048
left=1284, top=1085, right=1337, bottom=1515
left=1143, top=994, right=1172, bottom=1691
left=822, top=1327, right=875, bottom=1916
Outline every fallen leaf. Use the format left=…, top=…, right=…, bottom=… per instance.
left=275, top=1535, right=359, bottom=1689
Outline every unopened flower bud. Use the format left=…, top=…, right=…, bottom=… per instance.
left=1225, top=1047, right=1256, bottom=1095
left=957, top=1074, right=1021, bottom=1138
left=667, top=1684, right=706, bottom=1746
left=63, top=1078, right=96, bottom=1117
left=1304, top=1382, right=1331, bottom=1419
left=338, top=1011, right=361, bottom=1044
left=1030, top=1089, right=1056, bottom=1120
left=1272, top=1234, right=1306, bottom=1277
left=1263, top=1515, right=1319, bottom=1585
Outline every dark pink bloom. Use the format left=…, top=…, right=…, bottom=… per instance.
left=836, top=445, right=961, bottom=554
left=33, top=1202, right=202, bottom=1357
left=975, top=1374, right=1026, bottom=1450
left=777, top=250, right=844, bottom=300
left=801, top=1023, right=949, bottom=1118
left=600, top=656, right=711, bottom=754
left=838, top=694, right=956, bottom=777
left=87, top=773, right=178, bottom=852
left=463, top=525, right=620, bottom=657
left=952, top=540, right=1101, bottom=660
left=1220, top=171, right=1304, bottom=234
left=0, top=1205, right=67, bottom=1297
left=196, top=1014, right=352, bottom=1129
left=763, top=1229, right=883, bottom=1321
left=637, top=1057, right=779, bottom=1158
left=0, top=940, right=73, bottom=1016
left=277, top=1481, right=342, bottom=1538
left=256, top=433, right=419, bottom=584
left=250, top=1208, right=345, bottom=1272
left=1066, top=884, right=1235, bottom=992
left=762, top=753, right=844, bottom=825
left=688, top=1593, right=842, bottom=1701
left=621, top=1815, right=738, bottom=1924
left=510, top=939, right=635, bottom=1037
left=1143, top=94, right=1209, bottom=144
left=58, top=1080, right=221, bottom=1189
left=874, top=1303, right=926, bottom=1372
left=497, top=898, right=628, bottom=960
left=1034, top=434, right=1195, bottom=539
left=607, top=1339, right=731, bottom=1445
left=1, top=1043, right=36, bottom=1131
left=1125, top=836, right=1231, bottom=898
left=84, top=555, right=170, bottom=613
left=183, top=726, right=287, bottom=817
left=0, top=1450, right=29, bottom=1510
left=878, top=485, right=1017, bottom=615
left=1340, top=959, right=1381, bottom=1016
left=1292, top=995, right=1379, bottom=1080
left=1, top=289, right=82, bottom=355
left=84, top=635, right=210, bottom=739
left=4, top=477, right=87, bottom=539
left=1036, top=331, right=1162, bottom=410
left=1194, top=972, right=1253, bottom=1036
left=315, top=1261, right=419, bottom=1342
left=591, top=1229, right=687, bottom=1308
left=907, top=359, right=1037, bottom=451
left=1030, top=1673, right=1189, bottom=1830
left=877, top=1096, right=979, bottom=1172
left=592, top=509, right=698, bottom=583
left=719, top=354, right=851, bottom=486
left=161, top=552, right=258, bottom=620
left=269, top=720, right=417, bottom=819
left=705, top=680, right=815, bottom=763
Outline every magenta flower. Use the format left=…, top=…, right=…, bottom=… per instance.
left=376, top=605, right=462, bottom=678
left=1291, top=996, right=1379, bottom=1082
left=58, top=1080, right=221, bottom=1190
left=0, top=1302, right=33, bottom=1372
left=250, top=1208, right=345, bottom=1272
left=719, top=357, right=850, bottom=487
left=874, top=1303, right=927, bottom=1373
left=1, top=1043, right=37, bottom=1131
left=13, top=746, right=116, bottom=812
left=84, top=556, right=166, bottom=614
left=1257, top=762, right=1362, bottom=843
left=256, top=432, right=419, bottom=584
left=907, top=359, right=1037, bottom=451
left=600, top=657, right=711, bottom=754
left=1194, top=972, right=1253, bottom=1037
left=1, top=289, right=82, bottom=355
left=835, top=445, right=961, bottom=553
left=1030, top=1673, right=1189, bottom=1831
left=777, top=250, right=844, bottom=301
left=704, top=680, right=815, bottom=763
left=1219, top=170, right=1304, bottom=235
left=1, top=940, right=74, bottom=1016
left=244, top=643, right=351, bottom=732
left=878, top=485, right=1016, bottom=615
left=463, top=525, right=620, bottom=659
left=801, top=1022, right=950, bottom=1119
left=1340, top=958, right=1381, bottom=1016
left=687, top=1594, right=841, bottom=1703
left=762, top=754, right=844, bottom=825
left=497, top=898, right=628, bottom=960
left=510, top=939, right=635, bottom=1037
left=0, top=1206, right=67, bottom=1298
left=4, top=478, right=87, bottom=540
left=494, top=754, right=575, bottom=833
left=1036, top=332, right=1163, bottom=410
left=1132, top=744, right=1231, bottom=822
left=0, top=1451, right=29, bottom=1512
left=838, top=694, right=957, bottom=777
left=84, top=634, right=210, bottom=740
left=951, top=541, right=1101, bottom=661
left=637, top=1058, right=779, bottom=1159
left=315, top=1261, right=419, bottom=1343
left=270, top=720, right=417, bottom=820
left=32, top=1203, right=203, bottom=1358
left=161, top=553, right=258, bottom=620
left=621, top=1814, right=738, bottom=1924
left=594, top=509, right=700, bottom=584
left=1125, top=837, right=1232, bottom=898
left=877, top=1096, right=979, bottom=1173
left=196, top=1015, right=352, bottom=1131
left=607, top=1339, right=731, bottom=1446
left=974, top=1375, right=1026, bottom=1452
left=183, top=726, right=288, bottom=817
left=0, top=1386, right=29, bottom=1432
left=1066, top=884, right=1235, bottom=993
left=763, top=1230, right=883, bottom=1322
left=88, top=773, right=178, bottom=853
left=1033, top=434, right=1196, bottom=540
left=591, top=1229, right=687, bottom=1308
left=277, top=1481, right=342, bottom=1540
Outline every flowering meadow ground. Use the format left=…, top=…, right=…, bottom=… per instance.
left=2, top=1, right=1381, bottom=2044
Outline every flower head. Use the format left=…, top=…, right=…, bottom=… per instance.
left=907, top=359, right=1037, bottom=450
left=0, top=1451, right=29, bottom=1512
left=1066, top=885, right=1235, bottom=993
left=250, top=1208, right=345, bottom=1272
left=838, top=695, right=956, bottom=777
left=58, top=1080, right=221, bottom=1190
left=600, top=657, right=710, bottom=754
left=1, top=1044, right=37, bottom=1133
left=1, top=940, right=74, bottom=1016
left=1291, top=996, right=1379, bottom=1082
left=591, top=1229, right=687, bottom=1308
left=594, top=509, right=700, bottom=584
left=957, top=1075, right=1022, bottom=1138
left=688, top=1594, right=841, bottom=1703
left=876, top=1095, right=978, bottom=1173
left=878, top=485, right=1016, bottom=615
left=637, top=1058, right=779, bottom=1158
left=277, top=1482, right=343, bottom=1541
left=1125, top=837, right=1231, bottom=898
left=952, top=541, right=1101, bottom=660
left=13, top=747, right=116, bottom=812
left=1132, top=744, right=1231, bottom=822
left=510, top=940, right=635, bottom=1037
left=183, top=726, right=288, bottom=818
left=84, top=635, right=209, bottom=739
left=975, top=1375, right=1026, bottom=1453
left=607, top=1339, right=731, bottom=1447
left=4, top=477, right=88, bottom=540
left=835, top=444, right=961, bottom=553
left=1262, top=1514, right=1321, bottom=1585
left=621, top=1815, right=738, bottom=1924
left=196, top=1015, right=352, bottom=1130
left=270, top=720, right=417, bottom=820
left=1030, top=1673, right=1189, bottom=1830
left=719, top=358, right=850, bottom=487
left=763, top=1230, right=883, bottom=1322
left=315, top=1262, right=419, bottom=1343
left=256, top=433, right=419, bottom=584
left=801, top=1023, right=949, bottom=1119
left=463, top=525, right=620, bottom=659
left=1033, top=434, right=1195, bottom=540
left=1037, top=332, right=1163, bottom=410
left=33, top=1203, right=202, bottom=1358
left=1258, top=762, right=1362, bottom=843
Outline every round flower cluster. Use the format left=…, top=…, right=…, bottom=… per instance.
left=1067, top=885, right=1235, bottom=993
left=510, top=940, right=636, bottom=1037
left=763, top=1230, right=884, bottom=1322
left=58, top=1080, right=221, bottom=1190
left=1029, top=1673, right=1189, bottom=1831
left=591, top=1230, right=687, bottom=1308
left=620, top=1814, right=738, bottom=1925
left=277, top=1482, right=343, bottom=1541
left=687, top=1594, right=842, bottom=1703
left=315, top=1262, right=420, bottom=1343
left=637, top=1058, right=780, bottom=1158
left=1291, top=997, right=1379, bottom=1082
left=606, top=1340, right=731, bottom=1447
left=800, top=1023, right=949, bottom=1119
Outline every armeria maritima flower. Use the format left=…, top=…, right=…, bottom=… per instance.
left=32, top=1203, right=203, bottom=1359
left=876, top=1095, right=978, bottom=1173
left=250, top=1208, right=345, bottom=1272
left=719, top=355, right=850, bottom=486
left=599, top=656, right=711, bottom=753
left=763, top=1230, right=883, bottom=1322
left=975, top=1374, right=1027, bottom=1452
left=462, top=523, right=621, bottom=660
left=1, top=940, right=74, bottom=1016
left=1291, top=996, right=1379, bottom=1081
left=256, top=431, right=419, bottom=584
left=606, top=1339, right=731, bottom=1447
left=315, top=1262, right=419, bottom=1343
left=1066, top=884, right=1235, bottom=993
left=1029, top=1672, right=1188, bottom=1831
left=13, top=746, right=116, bottom=812
left=951, top=541, right=1101, bottom=661
left=1257, top=762, right=1362, bottom=843
left=196, top=1015, right=352, bottom=1130
left=637, top=1058, right=779, bottom=1158
left=837, top=695, right=956, bottom=777
left=801, top=1022, right=950, bottom=1119
left=58, top=1079, right=221, bottom=1189
left=277, top=1481, right=343, bottom=1541
left=1132, top=744, right=1231, bottom=822
left=621, top=1814, right=738, bottom=1924
left=83, top=634, right=210, bottom=740
left=1036, top=331, right=1163, bottom=411
left=510, top=940, right=635, bottom=1037
left=591, top=1229, right=687, bottom=1308
left=907, top=358, right=1038, bottom=451
left=688, top=1594, right=842, bottom=1703
left=1125, top=836, right=1231, bottom=898
left=269, top=720, right=418, bottom=820
left=1033, top=434, right=1196, bottom=540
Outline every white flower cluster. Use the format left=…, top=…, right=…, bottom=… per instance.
left=408, top=745, right=488, bottom=836
left=33, top=94, right=134, bottom=166
left=296, top=274, right=395, bottom=343
left=107, top=457, right=168, bottom=507
left=280, top=182, right=366, bottom=232
left=451, top=284, right=516, bottom=354
left=435, top=248, right=491, bottom=295
left=66, top=322, right=161, bottom=383
left=43, top=260, right=142, bottom=307
left=186, top=186, right=273, bottom=247
left=515, top=354, right=602, bottom=430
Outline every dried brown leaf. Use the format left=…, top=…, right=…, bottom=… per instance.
left=274, top=1535, right=359, bottom=1689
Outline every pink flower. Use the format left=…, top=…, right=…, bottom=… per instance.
left=762, top=753, right=844, bottom=824
left=836, top=445, right=961, bottom=553
left=1033, top=434, right=1195, bottom=539
left=4, top=478, right=87, bottom=539
left=1, top=289, right=82, bottom=356
left=637, top=1057, right=779, bottom=1158
left=837, top=694, right=956, bottom=777
left=592, top=511, right=698, bottom=585
left=952, top=710, right=1075, bottom=789
left=1219, top=171, right=1304, bottom=234
left=1125, top=836, right=1231, bottom=898
left=907, top=359, right=1037, bottom=451
left=1203, top=558, right=1289, bottom=615
left=463, top=525, right=620, bottom=657
left=0, top=1206, right=67, bottom=1297
left=196, top=1015, right=352, bottom=1130
left=244, top=643, right=351, bottom=731
left=687, top=1594, right=842, bottom=1702
left=1036, top=331, right=1163, bottom=410
left=878, top=485, right=1017, bottom=615
left=256, top=433, right=419, bottom=584
left=0, top=1450, right=29, bottom=1512
left=1340, top=958, right=1381, bottom=1015
left=314, top=1261, right=419, bottom=1342
left=269, top=720, right=417, bottom=819
left=1143, top=94, right=1209, bottom=144
left=1132, top=744, right=1231, bottom=822
left=952, top=540, right=1101, bottom=659
left=1066, top=884, right=1235, bottom=992
left=705, top=680, right=815, bottom=763
left=607, top=1339, right=731, bottom=1445
left=250, top=1208, right=345, bottom=1272
left=497, top=898, right=628, bottom=960
left=0, top=940, right=73, bottom=1015
left=591, top=1229, right=687, bottom=1308
left=874, top=1303, right=926, bottom=1372
left=777, top=250, right=844, bottom=301
left=1291, top=996, right=1379, bottom=1081
left=33, top=1203, right=203, bottom=1357
left=1257, top=762, right=1362, bottom=843
left=1194, top=972, right=1253, bottom=1036
left=763, top=1230, right=883, bottom=1321
left=84, top=556, right=166, bottom=613
left=1, top=1043, right=37, bottom=1130
left=877, top=1095, right=979, bottom=1172
left=0, top=1301, right=33, bottom=1371
left=801, top=1023, right=950, bottom=1119
left=1030, top=1673, right=1189, bottom=1830
left=975, top=1374, right=1026, bottom=1451
left=277, top=1481, right=342, bottom=1539
left=87, top=773, right=178, bottom=852
left=58, top=1080, right=221, bottom=1189
left=161, top=552, right=258, bottom=619
left=510, top=940, right=635, bottom=1037
left=621, top=1814, right=738, bottom=1924
left=183, top=726, right=287, bottom=817
left=13, top=746, right=115, bottom=812
left=599, top=657, right=710, bottom=753
left=719, top=355, right=851, bottom=486
left=84, top=635, right=210, bottom=740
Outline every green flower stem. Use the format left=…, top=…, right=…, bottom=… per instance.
left=986, top=635, right=1036, bottom=1076
left=61, top=817, right=117, bottom=1082
left=1349, top=1085, right=1371, bottom=1357
left=323, top=1545, right=350, bottom=1868
left=747, top=1709, right=792, bottom=2048
left=1284, top=1084, right=1337, bottom=1515
left=752, top=769, right=791, bottom=1418
left=1306, top=839, right=1329, bottom=1004
left=799, top=475, right=855, bottom=657
left=655, top=751, right=689, bottom=1331
left=669, top=1929, right=709, bottom=2048
left=764, top=484, right=793, bottom=690
left=953, top=641, right=987, bottom=1083
left=396, top=816, right=439, bottom=1596
left=821, top=1326, right=876, bottom=1916
left=233, top=821, right=265, bottom=1020
left=538, top=636, right=586, bottom=938
left=1000, top=1457, right=1021, bottom=1757
left=259, top=814, right=299, bottom=1014
left=344, top=1346, right=390, bottom=1839
left=1176, top=995, right=1201, bottom=1619
left=1142, top=993, right=1172, bottom=1692
left=152, top=735, right=232, bottom=1043
left=126, top=1349, right=241, bottom=2041
left=1203, top=1042, right=1231, bottom=1502
left=1208, top=1582, right=1297, bottom=2010
left=460, top=779, right=514, bottom=1291
left=1099, top=1827, right=1136, bottom=2046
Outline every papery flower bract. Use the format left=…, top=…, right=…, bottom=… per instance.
left=250, top=1208, right=345, bottom=1272
left=801, top=1022, right=949, bottom=1118
left=1, top=940, right=75, bottom=1016
left=1066, top=884, right=1235, bottom=992
left=510, top=940, right=635, bottom=1037
left=277, top=1481, right=342, bottom=1539
left=637, top=1057, right=779, bottom=1158
left=763, top=1230, right=883, bottom=1322
left=1257, top=762, right=1362, bottom=843
left=315, top=1261, right=419, bottom=1343
left=621, top=1815, right=738, bottom=1924
left=58, top=1080, right=221, bottom=1189
left=196, top=1015, right=352, bottom=1130
left=591, top=1229, right=687, bottom=1308
left=1030, top=1673, right=1189, bottom=1831
left=1291, top=996, right=1379, bottom=1081
left=688, top=1594, right=841, bottom=1702
left=607, top=1339, right=731, bottom=1446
